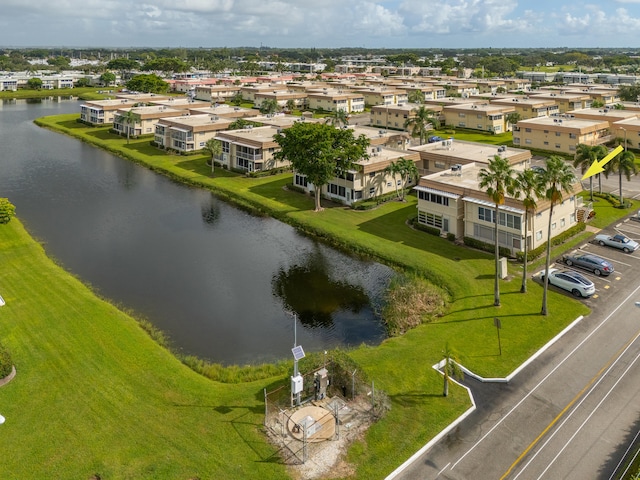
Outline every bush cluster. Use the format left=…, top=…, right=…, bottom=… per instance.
left=515, top=222, right=587, bottom=262
left=0, top=341, right=13, bottom=379
left=463, top=236, right=512, bottom=258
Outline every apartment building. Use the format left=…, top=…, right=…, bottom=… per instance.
left=512, top=116, right=610, bottom=154
left=193, top=85, right=241, bottom=103
left=352, top=87, right=409, bottom=107
left=564, top=86, right=620, bottom=105
left=567, top=107, right=639, bottom=127
left=370, top=103, right=443, bottom=131
left=306, top=89, right=365, bottom=113
left=245, top=113, right=322, bottom=129
left=239, top=84, right=288, bottom=103
left=293, top=147, right=421, bottom=206
left=611, top=118, right=640, bottom=149
left=112, top=105, right=184, bottom=137
left=414, top=162, right=583, bottom=254
left=80, top=98, right=138, bottom=125
left=150, top=97, right=210, bottom=111
left=528, top=92, right=592, bottom=113
left=474, top=80, right=508, bottom=94
left=154, top=114, right=232, bottom=153
left=442, top=102, right=515, bottom=133
left=409, top=139, right=531, bottom=176
left=214, top=125, right=286, bottom=172
left=253, top=90, right=308, bottom=110
left=490, top=97, right=559, bottom=120
left=188, top=104, right=260, bottom=119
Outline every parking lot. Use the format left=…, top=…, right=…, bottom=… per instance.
left=537, top=214, right=640, bottom=301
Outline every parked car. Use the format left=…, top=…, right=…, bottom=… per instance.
left=540, top=268, right=596, bottom=298
left=427, top=135, right=444, bottom=143
left=594, top=233, right=639, bottom=253
left=561, top=251, right=614, bottom=276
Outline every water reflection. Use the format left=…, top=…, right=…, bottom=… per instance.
left=200, top=197, right=220, bottom=228
left=272, top=247, right=370, bottom=329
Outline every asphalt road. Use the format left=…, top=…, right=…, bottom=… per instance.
left=388, top=199, right=640, bottom=479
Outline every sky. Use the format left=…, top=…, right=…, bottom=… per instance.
left=3, top=0, right=640, bottom=50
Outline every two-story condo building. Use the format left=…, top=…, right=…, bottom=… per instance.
left=490, top=97, right=559, bottom=120
left=193, top=85, right=241, bottom=103
left=370, top=103, right=443, bottom=131
left=306, top=89, right=365, bottom=113
left=442, top=102, right=515, bottom=133
left=188, top=104, right=260, bottom=119
left=513, top=116, right=611, bottom=154
left=294, top=146, right=421, bottom=206
left=113, top=105, right=184, bottom=138
left=80, top=99, right=138, bottom=126
left=253, top=90, right=308, bottom=111
left=528, top=92, right=592, bottom=113
left=214, top=125, right=287, bottom=172
left=414, top=162, right=583, bottom=255
left=154, top=114, right=233, bottom=153
left=352, top=87, right=409, bottom=107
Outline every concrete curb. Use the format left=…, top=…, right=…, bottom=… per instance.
left=385, top=315, right=585, bottom=479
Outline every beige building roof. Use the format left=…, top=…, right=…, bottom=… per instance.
left=567, top=107, right=639, bottom=124
left=188, top=105, right=260, bottom=118
left=409, top=139, right=531, bottom=167
left=516, top=115, right=610, bottom=133
left=215, top=125, right=281, bottom=149
left=156, top=114, right=232, bottom=133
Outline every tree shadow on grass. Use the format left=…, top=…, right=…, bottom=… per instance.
left=389, top=391, right=450, bottom=407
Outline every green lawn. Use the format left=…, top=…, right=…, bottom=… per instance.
left=3, top=113, right=620, bottom=479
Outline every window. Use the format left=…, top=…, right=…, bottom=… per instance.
left=569, top=133, right=577, bottom=139
left=478, top=124, right=483, bottom=129
left=544, top=141, right=549, bottom=145
left=418, top=190, right=449, bottom=206
left=543, top=130, right=549, bottom=133
left=418, top=210, right=444, bottom=229
left=556, top=144, right=561, bottom=149
left=478, top=206, right=494, bottom=223
left=459, top=113, right=465, bottom=118
left=570, top=213, right=576, bottom=223
left=552, top=222, right=557, bottom=230
left=555, top=131, right=561, bottom=137
left=561, top=218, right=566, bottom=227
left=327, top=183, right=346, bottom=198
left=458, top=122, right=466, bottom=127
left=525, top=128, right=532, bottom=133
left=294, top=174, right=308, bottom=187
left=536, top=230, right=543, bottom=241
left=369, top=172, right=375, bottom=178
left=525, top=139, right=532, bottom=144
left=369, top=187, right=375, bottom=196
left=434, top=161, right=446, bottom=169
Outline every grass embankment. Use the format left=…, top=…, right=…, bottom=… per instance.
left=8, top=112, right=615, bottom=479
left=0, top=87, right=114, bottom=101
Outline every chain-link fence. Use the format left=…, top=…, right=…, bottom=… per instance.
left=264, top=360, right=388, bottom=465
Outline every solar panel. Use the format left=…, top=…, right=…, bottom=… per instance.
left=292, top=345, right=306, bottom=361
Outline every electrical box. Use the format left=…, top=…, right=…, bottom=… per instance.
left=291, top=374, right=303, bottom=395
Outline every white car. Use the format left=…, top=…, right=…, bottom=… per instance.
left=540, top=268, right=595, bottom=298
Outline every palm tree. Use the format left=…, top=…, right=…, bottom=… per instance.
left=384, top=160, right=403, bottom=200
left=119, top=109, right=140, bottom=144
left=397, top=157, right=419, bottom=201
left=404, top=105, right=440, bottom=145
left=605, top=149, right=638, bottom=206
left=326, top=109, right=349, bottom=127
left=203, top=138, right=222, bottom=173
left=573, top=144, right=606, bottom=201
left=285, top=99, right=296, bottom=113
left=442, top=343, right=463, bottom=397
left=540, top=156, right=576, bottom=316
left=478, top=155, right=515, bottom=307
left=259, top=98, right=278, bottom=115
left=408, top=89, right=425, bottom=104
left=505, top=112, right=521, bottom=131
left=512, top=169, right=544, bottom=293
left=383, top=157, right=419, bottom=201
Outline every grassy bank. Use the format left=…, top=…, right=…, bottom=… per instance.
left=7, top=113, right=601, bottom=478
left=0, top=87, right=113, bottom=101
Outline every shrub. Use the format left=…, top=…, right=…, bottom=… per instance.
left=447, top=232, right=456, bottom=242
left=515, top=222, right=587, bottom=262
left=464, top=236, right=512, bottom=258
left=0, top=198, right=16, bottom=224
left=0, top=341, right=13, bottom=379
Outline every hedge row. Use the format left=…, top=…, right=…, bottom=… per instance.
left=516, top=222, right=587, bottom=262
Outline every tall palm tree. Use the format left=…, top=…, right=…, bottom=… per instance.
left=512, top=169, right=544, bottom=293
left=326, top=109, right=349, bottom=127
left=119, top=109, right=140, bottom=144
left=384, top=157, right=419, bottom=201
left=478, top=155, right=515, bottom=307
left=573, top=144, right=603, bottom=201
left=442, top=343, right=463, bottom=397
left=404, top=105, right=440, bottom=145
left=203, top=138, right=222, bottom=173
left=540, top=156, right=576, bottom=316
left=605, top=149, right=638, bottom=206
left=408, top=89, right=425, bottom=104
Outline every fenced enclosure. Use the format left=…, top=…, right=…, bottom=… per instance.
left=264, top=359, right=388, bottom=466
